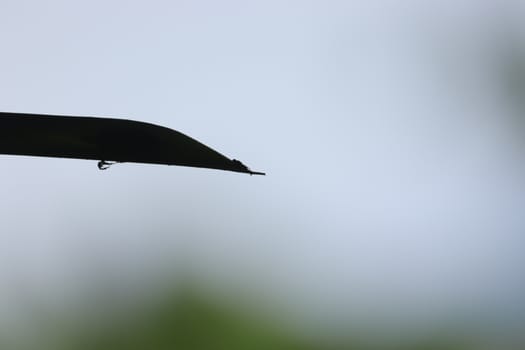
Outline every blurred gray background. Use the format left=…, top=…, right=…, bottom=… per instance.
left=1, top=0, right=525, bottom=346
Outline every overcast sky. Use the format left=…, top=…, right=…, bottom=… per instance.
left=1, top=0, right=525, bottom=337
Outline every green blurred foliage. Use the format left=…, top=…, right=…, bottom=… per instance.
left=0, top=282, right=488, bottom=350
left=48, top=285, right=329, bottom=350
left=502, top=44, right=525, bottom=118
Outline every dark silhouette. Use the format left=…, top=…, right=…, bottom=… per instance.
left=0, top=112, right=265, bottom=175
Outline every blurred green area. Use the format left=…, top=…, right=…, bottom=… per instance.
left=0, top=280, right=488, bottom=350
left=60, top=287, right=322, bottom=350
left=502, top=39, right=525, bottom=119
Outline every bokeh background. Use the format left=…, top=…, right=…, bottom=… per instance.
left=1, top=0, right=525, bottom=349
